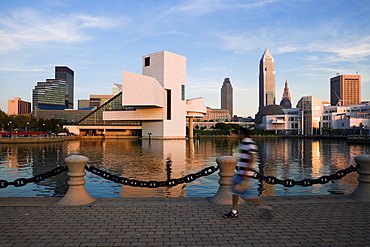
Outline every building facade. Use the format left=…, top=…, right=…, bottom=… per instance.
left=55, top=66, right=74, bottom=109
left=78, top=99, right=90, bottom=110
left=259, top=48, right=276, bottom=110
left=322, top=103, right=370, bottom=134
left=297, top=96, right=323, bottom=135
left=221, top=78, right=233, bottom=117
left=112, top=83, right=122, bottom=95
left=66, top=51, right=206, bottom=139
left=32, top=79, right=67, bottom=112
left=34, top=108, right=92, bottom=123
left=261, top=108, right=300, bottom=135
left=330, top=75, right=361, bottom=106
left=204, top=107, right=231, bottom=122
left=88, top=95, right=115, bottom=108
left=32, top=66, right=74, bottom=114
left=7, top=97, right=31, bottom=115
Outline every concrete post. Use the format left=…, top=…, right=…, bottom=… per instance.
left=209, top=156, right=243, bottom=204
left=348, top=155, right=370, bottom=201
left=54, top=155, right=96, bottom=205
left=189, top=117, right=194, bottom=139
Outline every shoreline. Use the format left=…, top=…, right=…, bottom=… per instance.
left=0, top=134, right=368, bottom=144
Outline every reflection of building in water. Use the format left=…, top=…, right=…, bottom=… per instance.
left=66, top=140, right=82, bottom=155
left=90, top=138, right=239, bottom=197
left=2, top=139, right=368, bottom=198
left=91, top=139, right=186, bottom=197
left=2, top=146, right=21, bottom=170
left=311, top=141, right=323, bottom=176
left=0, top=143, right=68, bottom=196
left=258, top=138, right=326, bottom=196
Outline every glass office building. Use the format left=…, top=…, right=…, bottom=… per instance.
left=32, top=79, right=67, bottom=112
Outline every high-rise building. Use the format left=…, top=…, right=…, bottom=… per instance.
left=32, top=79, right=67, bottom=112
left=55, top=66, right=74, bottom=109
left=280, top=80, right=292, bottom=108
left=259, top=48, right=276, bottom=110
left=221, top=78, right=233, bottom=117
left=32, top=66, right=74, bottom=113
left=297, top=96, right=323, bottom=135
left=330, top=75, right=361, bottom=106
left=8, top=97, right=31, bottom=115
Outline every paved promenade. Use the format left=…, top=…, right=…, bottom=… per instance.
left=1, top=195, right=369, bottom=247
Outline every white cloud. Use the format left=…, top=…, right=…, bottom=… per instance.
left=169, top=0, right=280, bottom=14
left=0, top=67, right=48, bottom=72
left=276, top=45, right=300, bottom=54
left=0, top=8, right=124, bottom=54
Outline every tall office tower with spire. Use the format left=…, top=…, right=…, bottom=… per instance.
left=55, top=66, right=74, bottom=109
left=259, top=48, right=276, bottom=110
left=330, top=74, right=361, bottom=106
left=221, top=78, right=233, bottom=117
left=279, top=80, right=292, bottom=108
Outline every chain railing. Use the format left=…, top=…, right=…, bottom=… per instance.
left=0, top=160, right=359, bottom=190
left=0, top=166, right=68, bottom=189
left=252, top=163, right=359, bottom=187
left=85, top=163, right=219, bottom=188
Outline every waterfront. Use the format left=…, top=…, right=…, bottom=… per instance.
left=0, top=138, right=369, bottom=198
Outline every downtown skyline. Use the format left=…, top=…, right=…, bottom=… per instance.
left=0, top=0, right=370, bottom=117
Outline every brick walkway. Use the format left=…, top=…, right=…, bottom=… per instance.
left=0, top=195, right=369, bottom=247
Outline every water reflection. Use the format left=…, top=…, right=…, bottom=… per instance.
left=0, top=138, right=368, bottom=198
left=256, top=138, right=367, bottom=196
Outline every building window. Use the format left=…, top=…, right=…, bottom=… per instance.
left=181, top=85, right=185, bottom=101
left=167, top=90, right=171, bottom=120
left=144, top=57, right=150, bottom=67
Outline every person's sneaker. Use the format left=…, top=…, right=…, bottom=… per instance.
left=257, top=205, right=273, bottom=211
left=223, top=211, right=238, bottom=218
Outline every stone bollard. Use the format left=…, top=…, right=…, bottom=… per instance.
left=54, top=155, right=96, bottom=205
left=209, top=156, right=243, bottom=204
left=348, top=155, right=370, bottom=201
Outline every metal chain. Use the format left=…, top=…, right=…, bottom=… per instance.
left=0, top=161, right=359, bottom=190
left=251, top=164, right=360, bottom=187
left=85, top=164, right=219, bottom=188
left=0, top=166, right=68, bottom=189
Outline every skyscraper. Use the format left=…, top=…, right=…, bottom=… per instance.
left=330, top=75, right=361, bottom=106
left=221, top=78, right=233, bottom=117
left=55, top=66, right=74, bottom=109
left=32, top=79, right=67, bottom=111
left=32, top=66, right=74, bottom=113
left=259, top=48, right=276, bottom=110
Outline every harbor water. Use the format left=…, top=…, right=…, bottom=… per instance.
left=0, top=138, right=369, bottom=198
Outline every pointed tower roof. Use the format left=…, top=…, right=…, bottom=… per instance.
left=261, top=48, right=274, bottom=61
left=282, top=79, right=291, bottom=100
left=264, top=48, right=272, bottom=57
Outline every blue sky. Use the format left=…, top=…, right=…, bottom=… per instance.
left=1, top=0, right=369, bottom=117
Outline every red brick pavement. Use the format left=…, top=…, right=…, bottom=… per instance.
left=0, top=196, right=369, bottom=247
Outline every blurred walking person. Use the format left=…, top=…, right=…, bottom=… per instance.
left=224, top=128, right=272, bottom=218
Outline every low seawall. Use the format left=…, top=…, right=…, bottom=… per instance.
left=0, top=136, right=69, bottom=144
left=0, top=135, right=141, bottom=144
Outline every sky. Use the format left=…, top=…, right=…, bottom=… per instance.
left=1, top=0, right=370, bottom=117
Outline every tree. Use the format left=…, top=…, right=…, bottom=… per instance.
left=225, top=124, right=232, bottom=134
left=215, top=122, right=226, bottom=130
left=0, top=109, right=10, bottom=131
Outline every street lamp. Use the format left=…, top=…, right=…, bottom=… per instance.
left=8, top=121, right=12, bottom=138
left=26, top=122, right=29, bottom=136
left=148, top=132, right=152, bottom=142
